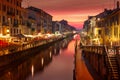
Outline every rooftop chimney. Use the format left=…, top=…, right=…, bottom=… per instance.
left=117, top=1, right=119, bottom=9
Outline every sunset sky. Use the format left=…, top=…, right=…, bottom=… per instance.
left=22, top=0, right=116, bottom=29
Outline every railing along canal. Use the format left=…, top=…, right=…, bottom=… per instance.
left=81, top=45, right=120, bottom=80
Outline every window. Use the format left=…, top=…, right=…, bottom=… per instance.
left=17, top=1, right=19, bottom=6
left=14, top=0, right=15, bottom=5
left=2, top=16, right=5, bottom=23
left=0, top=3, right=1, bottom=10
left=2, top=5, right=6, bottom=12
left=114, top=27, right=118, bottom=37
left=0, top=16, right=1, bottom=23
left=11, top=0, right=12, bottom=3
left=17, top=29, right=18, bottom=33
left=98, top=30, right=101, bottom=35
left=14, top=28, right=15, bottom=33
left=10, top=28, right=12, bottom=34
left=16, top=10, right=18, bottom=15
left=19, top=29, right=21, bottom=34
left=117, top=15, right=119, bottom=25
left=19, top=2, right=21, bottom=7
left=11, top=18, right=12, bottom=24
left=7, top=0, right=10, bottom=2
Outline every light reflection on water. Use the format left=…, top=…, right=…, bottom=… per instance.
left=0, top=37, right=75, bottom=80
left=41, top=58, right=44, bottom=67
left=49, top=51, right=52, bottom=58
left=31, top=65, right=34, bottom=77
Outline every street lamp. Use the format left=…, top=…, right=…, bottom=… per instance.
left=7, top=17, right=11, bottom=36
left=6, top=28, right=10, bottom=37
left=97, top=18, right=100, bottom=21
left=6, top=29, right=10, bottom=33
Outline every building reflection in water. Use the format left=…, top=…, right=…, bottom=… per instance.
left=0, top=37, right=73, bottom=80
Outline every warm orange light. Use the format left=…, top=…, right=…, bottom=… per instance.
left=6, top=29, right=9, bottom=33
left=49, top=51, right=52, bottom=58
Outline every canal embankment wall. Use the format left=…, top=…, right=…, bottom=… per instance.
left=0, top=37, right=64, bottom=68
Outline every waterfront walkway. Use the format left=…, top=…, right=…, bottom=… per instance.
left=75, top=45, right=93, bottom=80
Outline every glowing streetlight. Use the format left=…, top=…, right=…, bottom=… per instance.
left=6, top=28, right=10, bottom=37
left=6, top=29, right=10, bottom=33
left=97, top=18, right=100, bottom=21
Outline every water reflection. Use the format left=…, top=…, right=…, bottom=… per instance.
left=49, top=51, right=52, bottom=58
left=41, top=58, right=44, bottom=67
left=31, top=65, right=34, bottom=77
left=0, top=37, right=73, bottom=80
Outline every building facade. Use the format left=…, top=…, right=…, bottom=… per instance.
left=52, top=21, right=62, bottom=34
left=59, top=20, right=75, bottom=33
left=104, top=9, right=120, bottom=45
left=97, top=1, right=120, bottom=45
left=20, top=8, right=32, bottom=35
left=0, top=0, right=23, bottom=36
left=83, top=1, right=120, bottom=45
left=27, top=6, right=52, bottom=34
left=52, top=20, right=76, bottom=35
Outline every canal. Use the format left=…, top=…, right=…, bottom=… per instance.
left=0, top=37, right=75, bottom=80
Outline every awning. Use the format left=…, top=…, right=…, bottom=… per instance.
left=14, top=34, right=26, bottom=38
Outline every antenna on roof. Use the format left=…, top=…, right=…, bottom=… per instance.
left=114, top=0, right=120, bottom=9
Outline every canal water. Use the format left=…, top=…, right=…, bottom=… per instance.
left=0, top=37, right=75, bottom=80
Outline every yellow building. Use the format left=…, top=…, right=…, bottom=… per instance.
left=83, top=1, right=120, bottom=46
left=96, top=1, right=120, bottom=46
left=0, top=0, right=23, bottom=36
left=104, top=9, right=120, bottom=45
left=95, top=17, right=105, bottom=45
